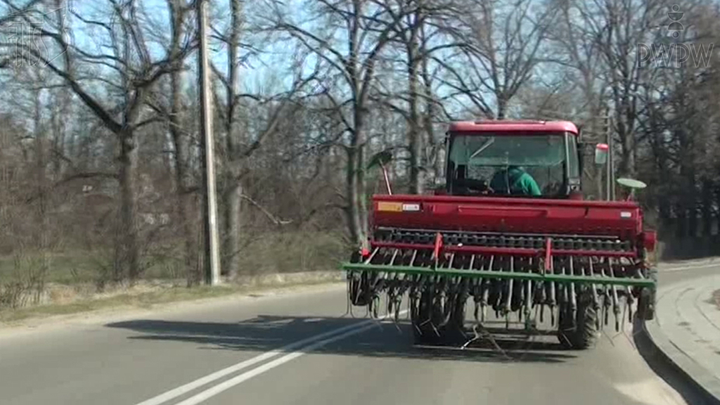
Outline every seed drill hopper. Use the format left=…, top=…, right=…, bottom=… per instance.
left=342, top=120, right=658, bottom=349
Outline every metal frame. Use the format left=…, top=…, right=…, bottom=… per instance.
left=343, top=263, right=655, bottom=288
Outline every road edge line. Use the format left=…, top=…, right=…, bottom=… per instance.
left=134, top=316, right=382, bottom=405
left=175, top=313, right=406, bottom=405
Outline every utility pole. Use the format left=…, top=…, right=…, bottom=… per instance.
left=604, top=113, right=612, bottom=201
left=198, top=0, right=221, bottom=285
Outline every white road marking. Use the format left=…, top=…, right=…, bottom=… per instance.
left=174, top=316, right=402, bottom=405
left=134, top=314, right=401, bottom=405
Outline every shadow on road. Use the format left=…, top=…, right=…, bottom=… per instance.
left=106, top=315, right=576, bottom=364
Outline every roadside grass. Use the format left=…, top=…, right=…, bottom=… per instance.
left=0, top=276, right=343, bottom=324
left=0, top=250, right=183, bottom=285
left=0, top=230, right=348, bottom=323
left=0, top=231, right=347, bottom=284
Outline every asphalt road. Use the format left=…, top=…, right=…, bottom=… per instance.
left=0, top=263, right=717, bottom=405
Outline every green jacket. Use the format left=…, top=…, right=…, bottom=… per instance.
left=490, top=167, right=541, bottom=196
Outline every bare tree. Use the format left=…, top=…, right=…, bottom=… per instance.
left=436, top=0, right=554, bottom=119
left=0, top=0, right=194, bottom=282
left=156, top=0, right=199, bottom=284
left=592, top=0, right=664, bottom=177
left=269, top=0, right=417, bottom=245
left=208, top=0, right=320, bottom=277
left=373, top=0, right=464, bottom=193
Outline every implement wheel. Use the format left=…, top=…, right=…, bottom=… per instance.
left=557, top=290, right=599, bottom=350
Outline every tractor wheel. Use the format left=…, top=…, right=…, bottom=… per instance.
left=637, top=265, right=657, bottom=321
left=443, top=290, right=468, bottom=344
left=557, top=290, right=599, bottom=350
left=412, top=288, right=445, bottom=345
left=637, top=287, right=655, bottom=321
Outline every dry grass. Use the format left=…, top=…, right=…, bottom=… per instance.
left=0, top=229, right=349, bottom=320
left=0, top=273, right=344, bottom=324
left=0, top=285, right=239, bottom=323
left=0, top=250, right=184, bottom=284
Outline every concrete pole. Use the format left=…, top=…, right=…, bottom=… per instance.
left=198, top=0, right=221, bottom=285
left=605, top=114, right=612, bottom=201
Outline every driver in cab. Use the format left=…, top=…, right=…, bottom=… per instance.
left=489, top=165, right=542, bottom=196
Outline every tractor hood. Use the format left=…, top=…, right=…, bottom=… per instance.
left=371, top=194, right=643, bottom=240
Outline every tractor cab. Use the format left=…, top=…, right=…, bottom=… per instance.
left=442, top=120, right=584, bottom=199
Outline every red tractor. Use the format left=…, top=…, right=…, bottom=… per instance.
left=343, top=120, right=657, bottom=349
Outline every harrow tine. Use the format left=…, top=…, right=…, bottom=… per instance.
left=525, top=278, right=532, bottom=327
left=588, top=259, right=600, bottom=309
left=504, top=257, right=515, bottom=317
left=569, top=257, right=577, bottom=315
left=409, top=250, right=418, bottom=267
left=608, top=258, right=621, bottom=332
left=389, top=249, right=400, bottom=266
left=548, top=256, right=556, bottom=326
left=364, top=248, right=380, bottom=264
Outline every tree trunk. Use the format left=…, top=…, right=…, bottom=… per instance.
left=34, top=87, right=49, bottom=301
left=702, top=179, right=712, bottom=237
left=419, top=32, right=440, bottom=184
left=222, top=0, right=243, bottom=279
left=345, top=143, right=364, bottom=245
left=354, top=103, right=369, bottom=242
left=168, top=95, right=198, bottom=285
left=497, top=96, right=507, bottom=120
left=358, top=142, right=368, bottom=240
left=407, top=17, right=423, bottom=195
left=224, top=180, right=242, bottom=278
left=117, top=134, right=140, bottom=282
left=167, top=0, right=199, bottom=285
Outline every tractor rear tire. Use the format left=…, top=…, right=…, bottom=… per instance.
left=557, top=291, right=599, bottom=350
left=412, top=288, right=445, bottom=346
left=412, top=287, right=468, bottom=346
left=443, top=290, right=468, bottom=345
left=637, top=266, right=657, bottom=321
left=637, top=287, right=655, bottom=321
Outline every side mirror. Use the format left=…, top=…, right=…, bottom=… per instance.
left=594, top=143, right=609, bottom=165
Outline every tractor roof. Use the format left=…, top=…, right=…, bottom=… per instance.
left=448, top=120, right=579, bottom=135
